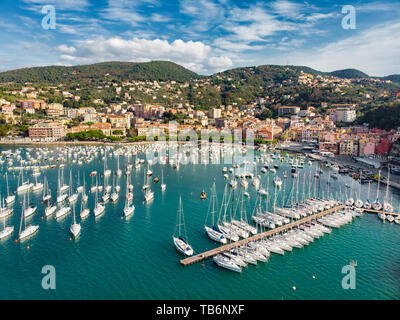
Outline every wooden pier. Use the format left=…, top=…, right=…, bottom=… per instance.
left=363, top=209, right=400, bottom=216
left=181, top=204, right=347, bottom=266
left=181, top=205, right=400, bottom=266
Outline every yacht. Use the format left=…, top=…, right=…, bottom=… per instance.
left=213, top=255, right=241, bottom=273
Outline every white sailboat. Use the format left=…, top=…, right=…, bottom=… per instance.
left=383, top=167, right=393, bottom=213
left=111, top=176, right=119, bottom=203
left=116, top=155, right=122, bottom=177
left=24, top=190, right=37, bottom=218
left=173, top=196, right=194, bottom=256
left=80, top=178, right=90, bottom=220
left=160, top=168, right=166, bottom=191
left=70, top=204, right=81, bottom=238
left=17, top=167, right=33, bottom=193
left=42, top=176, right=51, bottom=202
left=18, top=194, right=39, bottom=241
left=5, top=173, right=15, bottom=205
left=205, top=183, right=227, bottom=244
left=32, top=175, right=43, bottom=193
left=372, top=169, right=383, bottom=211
left=0, top=213, right=14, bottom=240
left=94, top=179, right=105, bottom=218
left=144, top=173, right=154, bottom=203
left=68, top=170, right=78, bottom=204
left=123, top=178, right=135, bottom=217
left=57, top=168, right=68, bottom=203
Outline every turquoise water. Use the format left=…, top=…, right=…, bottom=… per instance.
left=0, top=146, right=399, bottom=300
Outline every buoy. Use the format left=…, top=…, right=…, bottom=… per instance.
left=292, top=286, right=296, bottom=291
left=312, top=275, right=316, bottom=279
left=27, top=246, right=30, bottom=250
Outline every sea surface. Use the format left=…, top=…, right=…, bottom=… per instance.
left=0, top=145, right=399, bottom=300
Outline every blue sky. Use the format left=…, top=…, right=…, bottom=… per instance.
left=0, top=0, right=399, bottom=76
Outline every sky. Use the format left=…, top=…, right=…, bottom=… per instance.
left=0, top=0, right=399, bottom=76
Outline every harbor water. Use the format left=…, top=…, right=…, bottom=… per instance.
left=0, top=145, right=399, bottom=300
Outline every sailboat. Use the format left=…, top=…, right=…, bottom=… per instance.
left=354, top=171, right=363, bottom=208
left=5, top=173, right=15, bottom=205
left=70, top=203, right=81, bottom=238
left=0, top=214, right=14, bottom=240
left=123, top=178, right=135, bottom=217
left=144, top=173, right=154, bottom=203
left=173, top=196, right=194, bottom=256
left=76, top=172, right=84, bottom=193
left=205, top=183, right=227, bottom=244
left=94, top=178, right=105, bottom=218
left=383, top=167, right=393, bottom=212
left=111, top=176, right=119, bottom=203
left=17, top=167, right=33, bottom=193
left=59, top=166, right=69, bottom=193
left=80, top=178, right=90, bottom=220
left=24, top=190, right=37, bottom=218
left=160, top=169, right=166, bottom=191
left=57, top=168, right=68, bottom=203
left=45, top=200, right=57, bottom=218
left=68, top=170, right=78, bottom=204
left=372, top=170, right=383, bottom=211
left=42, top=176, right=51, bottom=202
left=116, top=155, right=122, bottom=177
left=18, top=194, right=39, bottom=241
left=82, top=176, right=88, bottom=203
left=364, top=181, right=372, bottom=209
left=32, top=175, right=43, bottom=193
left=104, top=156, right=111, bottom=177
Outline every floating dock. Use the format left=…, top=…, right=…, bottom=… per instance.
left=181, top=205, right=400, bottom=266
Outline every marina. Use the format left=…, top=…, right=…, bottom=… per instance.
left=0, top=143, right=399, bottom=299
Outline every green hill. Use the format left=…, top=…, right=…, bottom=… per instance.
left=382, top=74, right=400, bottom=83
left=0, top=61, right=199, bottom=84
left=327, top=68, right=369, bottom=79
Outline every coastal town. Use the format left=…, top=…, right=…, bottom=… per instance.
left=1, top=68, right=400, bottom=172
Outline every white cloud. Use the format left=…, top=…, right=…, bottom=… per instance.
left=56, top=44, right=76, bottom=54
left=269, top=0, right=304, bottom=19
left=22, top=0, right=90, bottom=11
left=279, top=22, right=400, bottom=76
left=179, top=0, right=226, bottom=32
left=57, top=37, right=233, bottom=74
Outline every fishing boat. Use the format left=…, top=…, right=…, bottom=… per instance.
left=173, top=197, right=194, bottom=256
